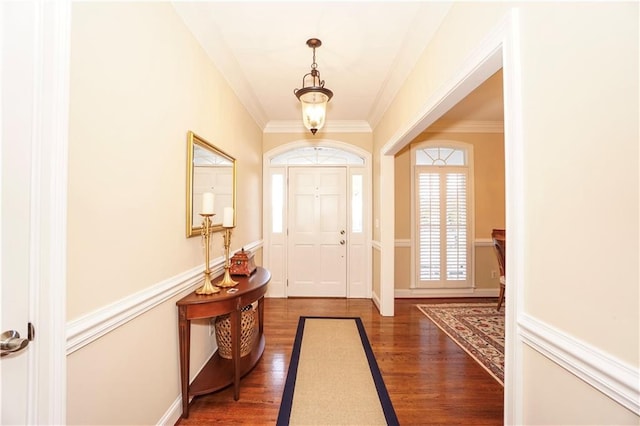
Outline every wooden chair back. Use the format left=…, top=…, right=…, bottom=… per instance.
left=491, top=228, right=506, bottom=277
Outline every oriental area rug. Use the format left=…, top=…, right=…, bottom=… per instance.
left=276, top=317, right=399, bottom=426
left=417, top=303, right=505, bottom=385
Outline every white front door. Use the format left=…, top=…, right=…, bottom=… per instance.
left=288, top=167, right=347, bottom=297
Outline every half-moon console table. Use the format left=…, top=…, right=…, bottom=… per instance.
left=176, top=267, right=270, bottom=419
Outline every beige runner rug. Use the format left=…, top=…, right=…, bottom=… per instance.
left=277, top=317, right=398, bottom=426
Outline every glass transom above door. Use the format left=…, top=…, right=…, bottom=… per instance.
left=270, top=146, right=364, bottom=165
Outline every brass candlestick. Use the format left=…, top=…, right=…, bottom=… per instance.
left=195, top=214, right=220, bottom=295
left=216, top=227, right=238, bottom=287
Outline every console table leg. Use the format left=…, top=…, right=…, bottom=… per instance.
left=231, top=310, right=241, bottom=400
left=178, top=310, right=191, bottom=418
left=258, top=297, right=264, bottom=335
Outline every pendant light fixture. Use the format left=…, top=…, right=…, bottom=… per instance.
left=294, top=38, right=333, bottom=135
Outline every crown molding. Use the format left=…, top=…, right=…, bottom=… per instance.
left=172, top=3, right=268, bottom=129
left=264, top=120, right=372, bottom=134
left=426, top=120, right=504, bottom=133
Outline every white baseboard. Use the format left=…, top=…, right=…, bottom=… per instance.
left=157, top=396, right=183, bottom=426
left=371, top=290, right=381, bottom=311
left=156, top=346, right=217, bottom=425
left=395, top=287, right=499, bottom=298
left=519, top=314, right=640, bottom=415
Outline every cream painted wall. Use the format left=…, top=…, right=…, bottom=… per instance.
left=474, top=246, right=500, bottom=290
left=372, top=138, right=382, bottom=242
left=393, top=132, right=505, bottom=290
left=67, top=291, right=214, bottom=425
left=392, top=146, right=412, bottom=290
left=374, top=0, right=638, bottom=423
left=518, top=1, right=638, bottom=366
left=372, top=246, right=381, bottom=299
left=373, top=2, right=509, bottom=149
left=68, top=2, right=260, bottom=318
left=394, top=145, right=412, bottom=239
left=67, top=3, right=262, bottom=424
left=394, top=244, right=500, bottom=291
left=523, top=346, right=638, bottom=424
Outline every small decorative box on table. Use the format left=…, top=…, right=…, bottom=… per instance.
left=229, top=248, right=256, bottom=276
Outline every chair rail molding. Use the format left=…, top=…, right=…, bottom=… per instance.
left=394, top=238, right=410, bottom=247
left=395, top=238, right=494, bottom=248
left=519, top=314, right=640, bottom=415
left=66, top=241, right=263, bottom=354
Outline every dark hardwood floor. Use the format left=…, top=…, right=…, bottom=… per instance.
left=176, top=298, right=504, bottom=425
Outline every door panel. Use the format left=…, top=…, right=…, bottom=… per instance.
left=1, top=2, right=35, bottom=423
left=288, top=167, right=347, bottom=297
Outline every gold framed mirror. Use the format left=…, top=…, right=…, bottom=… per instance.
left=186, top=131, right=236, bottom=237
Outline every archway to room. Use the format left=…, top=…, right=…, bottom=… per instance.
left=262, top=140, right=372, bottom=299
left=378, top=12, right=523, bottom=422
left=396, top=71, right=505, bottom=298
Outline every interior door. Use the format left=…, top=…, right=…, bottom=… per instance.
left=1, top=2, right=35, bottom=423
left=288, top=167, right=347, bottom=297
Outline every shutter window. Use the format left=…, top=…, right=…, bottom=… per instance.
left=445, top=172, right=467, bottom=280
left=414, top=144, right=471, bottom=288
left=418, top=173, right=440, bottom=280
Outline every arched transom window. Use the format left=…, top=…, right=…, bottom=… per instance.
left=270, top=146, right=364, bottom=165
left=415, top=146, right=466, bottom=166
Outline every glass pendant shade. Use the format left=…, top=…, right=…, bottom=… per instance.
left=294, top=38, right=333, bottom=135
left=298, top=89, right=331, bottom=134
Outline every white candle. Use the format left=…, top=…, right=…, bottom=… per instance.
left=202, top=192, right=215, bottom=215
left=223, top=207, right=234, bottom=227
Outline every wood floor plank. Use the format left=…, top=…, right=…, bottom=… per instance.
left=176, top=298, right=504, bottom=425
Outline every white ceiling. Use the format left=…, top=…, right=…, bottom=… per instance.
left=172, top=2, right=503, bottom=133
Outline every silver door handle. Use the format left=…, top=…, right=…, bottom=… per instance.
left=340, top=240, right=346, bottom=245
left=1, top=330, right=29, bottom=357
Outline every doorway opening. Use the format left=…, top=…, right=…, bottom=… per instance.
left=263, top=141, right=372, bottom=298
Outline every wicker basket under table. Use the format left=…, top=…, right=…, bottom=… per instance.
left=214, top=304, right=257, bottom=359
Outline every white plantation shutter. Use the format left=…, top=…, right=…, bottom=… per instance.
left=418, top=173, right=440, bottom=280
left=445, top=172, right=467, bottom=281
left=414, top=144, right=471, bottom=289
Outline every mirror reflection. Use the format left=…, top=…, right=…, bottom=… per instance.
left=186, top=131, right=236, bottom=237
